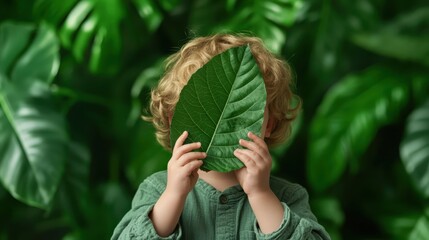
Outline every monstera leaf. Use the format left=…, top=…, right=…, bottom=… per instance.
left=190, top=0, right=305, bottom=53
left=170, top=45, right=266, bottom=172
left=401, top=99, right=429, bottom=198
left=0, top=22, right=67, bottom=209
left=34, top=0, right=125, bottom=75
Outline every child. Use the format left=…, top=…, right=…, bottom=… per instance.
left=112, top=34, right=330, bottom=239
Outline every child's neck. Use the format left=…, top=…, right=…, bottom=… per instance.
left=198, top=170, right=239, bottom=192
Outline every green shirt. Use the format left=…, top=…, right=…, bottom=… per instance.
left=111, top=171, right=330, bottom=240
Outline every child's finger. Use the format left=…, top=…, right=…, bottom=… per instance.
left=173, top=142, right=201, bottom=160
left=248, top=132, right=268, bottom=150
left=234, top=149, right=258, bottom=168
left=239, top=139, right=260, bottom=154
left=183, top=160, right=204, bottom=175
left=177, top=152, right=206, bottom=166
left=173, top=131, right=188, bottom=151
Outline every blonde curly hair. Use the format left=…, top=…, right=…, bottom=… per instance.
left=144, top=33, right=301, bottom=150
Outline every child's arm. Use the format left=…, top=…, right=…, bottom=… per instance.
left=150, top=131, right=206, bottom=237
left=234, top=132, right=330, bottom=239
left=234, top=132, right=284, bottom=234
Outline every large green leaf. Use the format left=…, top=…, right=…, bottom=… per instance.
left=352, top=8, right=429, bottom=66
left=170, top=45, right=266, bottom=172
left=308, top=67, right=409, bottom=192
left=0, top=22, right=67, bottom=209
left=400, top=99, right=429, bottom=198
left=0, top=82, right=67, bottom=209
left=34, top=0, right=125, bottom=75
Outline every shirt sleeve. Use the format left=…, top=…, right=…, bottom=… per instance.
left=110, top=175, right=182, bottom=240
left=254, top=187, right=331, bottom=240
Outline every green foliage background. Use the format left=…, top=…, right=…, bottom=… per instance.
left=0, top=0, right=428, bottom=239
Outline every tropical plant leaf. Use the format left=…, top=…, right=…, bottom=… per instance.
left=0, top=21, right=67, bottom=209
left=127, top=58, right=165, bottom=126
left=0, top=22, right=59, bottom=87
left=133, top=0, right=181, bottom=31
left=308, top=66, right=409, bottom=192
left=127, top=121, right=170, bottom=188
left=170, top=45, right=266, bottom=172
left=400, top=99, right=429, bottom=198
left=190, top=0, right=305, bottom=53
left=352, top=8, right=429, bottom=66
left=34, top=0, right=125, bottom=75
left=0, top=82, right=67, bottom=209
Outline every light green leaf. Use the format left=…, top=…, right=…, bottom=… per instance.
left=308, top=67, right=409, bottom=192
left=170, top=45, right=266, bottom=172
left=0, top=82, right=67, bottom=209
left=0, top=22, right=67, bottom=209
left=34, top=0, right=124, bottom=75
left=400, top=99, right=429, bottom=198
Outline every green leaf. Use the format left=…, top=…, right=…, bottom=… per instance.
left=0, top=22, right=59, bottom=86
left=311, top=196, right=344, bottom=240
left=170, top=45, right=266, bottom=172
left=0, top=82, right=67, bottom=209
left=0, top=21, right=67, bottom=209
left=190, top=0, right=305, bottom=53
left=408, top=209, right=429, bottom=240
left=127, top=58, right=165, bottom=126
left=308, top=66, right=409, bottom=192
left=34, top=0, right=125, bottom=75
left=352, top=8, right=429, bottom=66
left=133, top=0, right=163, bottom=32
left=400, top=99, right=429, bottom=198
left=127, top=121, right=170, bottom=188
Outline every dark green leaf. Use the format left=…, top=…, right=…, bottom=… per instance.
left=170, top=45, right=266, bottom=172
left=0, top=22, right=59, bottom=86
left=190, top=0, right=305, bottom=53
left=400, top=99, right=429, bottom=198
left=127, top=58, right=165, bottom=126
left=352, top=8, right=429, bottom=66
left=311, top=196, right=344, bottom=240
left=34, top=0, right=125, bottom=75
left=133, top=0, right=163, bottom=32
left=308, top=67, right=409, bottom=192
left=127, top=121, right=170, bottom=188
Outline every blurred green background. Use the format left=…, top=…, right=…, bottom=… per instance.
left=1, top=0, right=428, bottom=239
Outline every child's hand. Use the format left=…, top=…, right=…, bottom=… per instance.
left=165, top=131, right=206, bottom=197
left=234, top=132, right=272, bottom=197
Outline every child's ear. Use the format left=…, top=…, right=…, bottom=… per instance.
left=264, top=117, right=276, bottom=138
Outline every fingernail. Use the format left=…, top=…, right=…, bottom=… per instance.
left=197, top=142, right=201, bottom=147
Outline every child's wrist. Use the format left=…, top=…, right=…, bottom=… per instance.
left=247, top=189, right=275, bottom=202
left=164, top=186, right=188, bottom=200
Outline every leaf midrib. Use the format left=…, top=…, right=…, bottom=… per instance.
left=205, top=52, right=246, bottom=155
left=0, top=93, right=47, bottom=202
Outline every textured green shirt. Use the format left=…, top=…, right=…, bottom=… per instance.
left=111, top=171, right=330, bottom=240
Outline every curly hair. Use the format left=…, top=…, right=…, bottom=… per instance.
left=143, top=33, right=301, bottom=150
